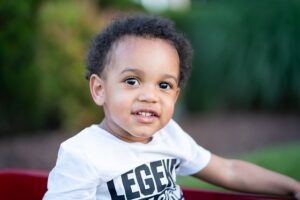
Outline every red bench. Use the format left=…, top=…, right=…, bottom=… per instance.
left=0, top=169, right=291, bottom=200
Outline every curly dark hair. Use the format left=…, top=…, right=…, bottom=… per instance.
left=86, top=14, right=193, bottom=87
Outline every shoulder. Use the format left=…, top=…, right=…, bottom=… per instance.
left=61, top=124, right=113, bottom=151
left=58, top=125, right=118, bottom=165
left=54, top=125, right=124, bottom=181
left=161, top=120, right=211, bottom=176
left=159, top=119, right=210, bottom=157
left=153, top=119, right=196, bottom=151
left=57, top=125, right=101, bottom=160
left=160, top=119, right=193, bottom=141
left=161, top=119, right=182, bottom=134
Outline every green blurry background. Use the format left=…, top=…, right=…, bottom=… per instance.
left=1, top=0, right=300, bottom=189
left=1, top=0, right=300, bottom=136
left=177, top=0, right=300, bottom=113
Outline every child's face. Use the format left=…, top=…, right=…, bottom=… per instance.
left=91, top=36, right=180, bottom=143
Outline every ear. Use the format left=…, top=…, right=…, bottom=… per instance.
left=89, top=74, right=105, bottom=106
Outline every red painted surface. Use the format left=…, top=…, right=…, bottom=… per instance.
left=182, top=188, right=291, bottom=200
left=0, top=169, right=292, bottom=200
left=0, top=169, right=48, bottom=200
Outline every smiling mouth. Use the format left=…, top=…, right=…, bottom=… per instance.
left=136, top=111, right=157, bottom=117
left=133, top=111, right=158, bottom=124
left=133, top=109, right=159, bottom=119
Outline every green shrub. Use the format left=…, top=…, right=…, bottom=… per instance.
left=0, top=0, right=42, bottom=135
left=171, top=0, right=300, bottom=112
left=96, top=0, right=142, bottom=10
left=36, top=1, right=104, bottom=131
left=0, top=0, right=105, bottom=135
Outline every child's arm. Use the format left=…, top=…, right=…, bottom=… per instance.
left=193, top=154, right=300, bottom=199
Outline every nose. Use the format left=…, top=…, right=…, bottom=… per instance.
left=137, top=84, right=158, bottom=103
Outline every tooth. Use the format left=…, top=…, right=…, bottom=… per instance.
left=137, top=111, right=154, bottom=117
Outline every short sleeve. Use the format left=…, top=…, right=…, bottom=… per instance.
left=167, top=120, right=211, bottom=176
left=43, top=144, right=99, bottom=200
left=177, top=137, right=211, bottom=176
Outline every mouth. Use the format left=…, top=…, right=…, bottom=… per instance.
left=135, top=111, right=158, bottom=117
left=132, top=109, right=159, bottom=123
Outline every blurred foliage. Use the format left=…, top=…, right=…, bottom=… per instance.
left=0, top=0, right=42, bottom=134
left=96, top=0, right=142, bottom=10
left=0, top=0, right=106, bottom=136
left=170, top=0, right=300, bottom=112
left=35, top=0, right=104, bottom=131
left=2, top=0, right=300, bottom=135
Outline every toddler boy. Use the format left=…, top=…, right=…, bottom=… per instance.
left=43, top=14, right=300, bottom=199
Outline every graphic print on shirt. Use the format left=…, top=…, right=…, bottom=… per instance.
left=107, top=158, right=184, bottom=200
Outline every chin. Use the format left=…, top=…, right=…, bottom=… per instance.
left=134, top=133, right=152, bottom=139
left=132, top=128, right=156, bottom=136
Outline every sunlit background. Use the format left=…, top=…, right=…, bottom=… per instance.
left=1, top=0, right=300, bottom=190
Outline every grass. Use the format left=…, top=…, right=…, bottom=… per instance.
left=177, top=142, right=300, bottom=190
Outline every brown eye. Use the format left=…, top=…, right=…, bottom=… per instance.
left=125, top=78, right=139, bottom=86
left=159, top=82, right=172, bottom=89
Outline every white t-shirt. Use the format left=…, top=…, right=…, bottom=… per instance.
left=43, top=119, right=211, bottom=200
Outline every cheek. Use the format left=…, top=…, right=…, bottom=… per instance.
left=162, top=95, right=177, bottom=113
left=105, top=84, right=125, bottom=101
left=107, top=89, right=133, bottom=109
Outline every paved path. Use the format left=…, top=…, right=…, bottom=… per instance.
left=179, top=112, right=300, bottom=156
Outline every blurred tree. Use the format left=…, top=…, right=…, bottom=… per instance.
left=96, top=0, right=142, bottom=10
left=171, top=0, right=300, bottom=112
left=0, top=0, right=108, bottom=136
left=36, top=0, right=105, bottom=131
left=0, top=0, right=42, bottom=135
left=4, top=0, right=298, bottom=136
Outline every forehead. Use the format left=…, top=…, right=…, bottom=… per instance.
left=107, top=35, right=179, bottom=71
left=114, top=35, right=175, bottom=51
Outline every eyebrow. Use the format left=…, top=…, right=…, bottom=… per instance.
left=120, top=67, right=179, bottom=83
left=120, top=68, right=144, bottom=75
